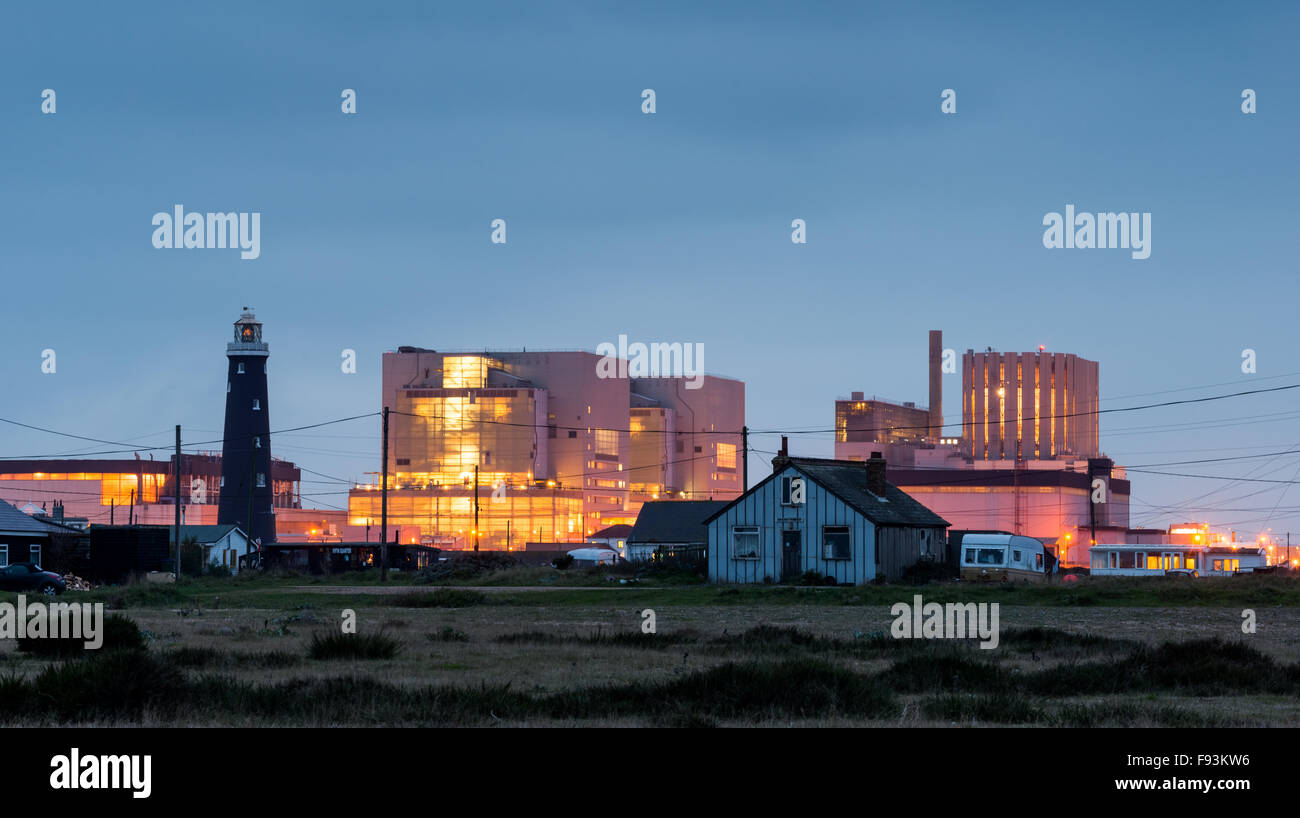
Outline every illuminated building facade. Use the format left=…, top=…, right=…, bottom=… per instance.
left=890, top=458, right=1130, bottom=565
left=350, top=348, right=745, bottom=547
left=0, top=455, right=302, bottom=528
left=963, top=349, right=1099, bottom=462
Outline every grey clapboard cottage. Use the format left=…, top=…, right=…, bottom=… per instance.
left=705, top=452, right=948, bottom=585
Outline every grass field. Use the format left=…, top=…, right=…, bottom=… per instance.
left=2, top=571, right=1298, bottom=726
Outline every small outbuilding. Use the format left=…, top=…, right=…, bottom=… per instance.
left=627, top=500, right=728, bottom=562
left=705, top=452, right=948, bottom=585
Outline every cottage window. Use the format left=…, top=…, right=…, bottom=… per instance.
left=1107, top=552, right=1117, bottom=569
left=732, top=526, right=760, bottom=560
left=1035, top=553, right=1043, bottom=570
left=0, top=544, right=7, bottom=568
left=821, top=526, right=850, bottom=560
left=30, top=545, right=41, bottom=569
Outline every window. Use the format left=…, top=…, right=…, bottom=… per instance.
left=1107, top=552, right=1117, bottom=569
left=716, top=442, right=737, bottom=470
left=822, top=526, right=850, bottom=560
left=256, top=473, right=266, bottom=488
left=252, top=399, right=261, bottom=410
left=568, top=430, right=577, bottom=439
left=1213, top=559, right=1223, bottom=571
left=254, top=436, right=261, bottom=448
left=1146, top=555, right=1159, bottom=570
left=237, top=362, right=245, bottom=374
left=0, top=544, right=7, bottom=567
left=30, top=545, right=41, bottom=569
left=227, top=382, right=231, bottom=393
left=975, top=548, right=1005, bottom=565
left=732, top=526, right=760, bottom=560
left=1136, top=552, right=1145, bottom=568
left=594, top=429, right=618, bottom=456
left=1186, top=557, right=1195, bottom=570
left=1013, top=549, right=1023, bottom=563
left=1035, top=553, right=1044, bottom=569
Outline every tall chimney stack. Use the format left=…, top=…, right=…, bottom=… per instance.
left=928, top=330, right=943, bottom=442
left=866, top=451, right=887, bottom=496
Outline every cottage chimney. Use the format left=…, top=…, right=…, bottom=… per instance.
left=772, top=435, right=790, bottom=474
left=866, top=452, right=887, bottom=496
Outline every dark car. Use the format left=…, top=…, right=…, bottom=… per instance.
left=0, top=563, right=67, bottom=596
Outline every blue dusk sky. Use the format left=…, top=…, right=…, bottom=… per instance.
left=2, top=1, right=1299, bottom=535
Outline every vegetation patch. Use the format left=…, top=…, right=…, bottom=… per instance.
left=307, top=631, right=402, bottom=661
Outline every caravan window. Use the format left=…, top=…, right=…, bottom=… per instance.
left=1012, top=550, right=1022, bottom=563
left=968, top=548, right=1004, bottom=565
left=1035, top=553, right=1043, bottom=569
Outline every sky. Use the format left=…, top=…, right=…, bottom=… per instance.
left=2, top=1, right=1299, bottom=536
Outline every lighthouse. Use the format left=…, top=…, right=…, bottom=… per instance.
left=217, top=308, right=276, bottom=545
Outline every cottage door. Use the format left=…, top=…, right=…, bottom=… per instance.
left=782, top=530, right=802, bottom=581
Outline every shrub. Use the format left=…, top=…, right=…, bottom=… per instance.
left=307, top=631, right=402, bottom=660
left=551, top=554, right=575, bottom=570
left=17, top=612, right=145, bottom=657
left=34, top=649, right=186, bottom=721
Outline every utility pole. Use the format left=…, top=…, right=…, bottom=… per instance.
left=380, top=406, right=389, bottom=581
left=506, top=519, right=511, bottom=551
left=1288, top=532, right=1292, bottom=569
left=741, top=425, right=749, bottom=491
left=174, top=425, right=182, bottom=579
left=473, top=465, right=480, bottom=552
left=129, top=490, right=135, bottom=525
left=110, top=499, right=115, bottom=526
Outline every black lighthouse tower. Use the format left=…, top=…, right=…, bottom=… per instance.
left=217, top=309, right=276, bottom=545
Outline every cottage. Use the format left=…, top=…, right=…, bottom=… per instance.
left=705, top=452, right=948, bottom=585
left=627, top=500, right=727, bottom=562
left=170, top=525, right=254, bottom=574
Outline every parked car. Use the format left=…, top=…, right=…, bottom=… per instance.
left=0, top=563, right=67, bottom=595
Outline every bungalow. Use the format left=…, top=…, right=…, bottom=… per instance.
left=705, top=451, right=948, bottom=585
left=0, top=497, right=87, bottom=571
left=627, top=500, right=727, bottom=562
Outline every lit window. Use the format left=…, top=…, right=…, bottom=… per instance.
left=717, top=442, right=737, bottom=470
left=732, top=526, right=760, bottom=559
left=1146, top=555, right=1159, bottom=570
left=594, top=429, right=618, bottom=456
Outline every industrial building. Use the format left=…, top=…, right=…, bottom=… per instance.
left=962, top=347, right=1099, bottom=462
left=348, top=347, right=745, bottom=548
left=832, top=330, right=1113, bottom=564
